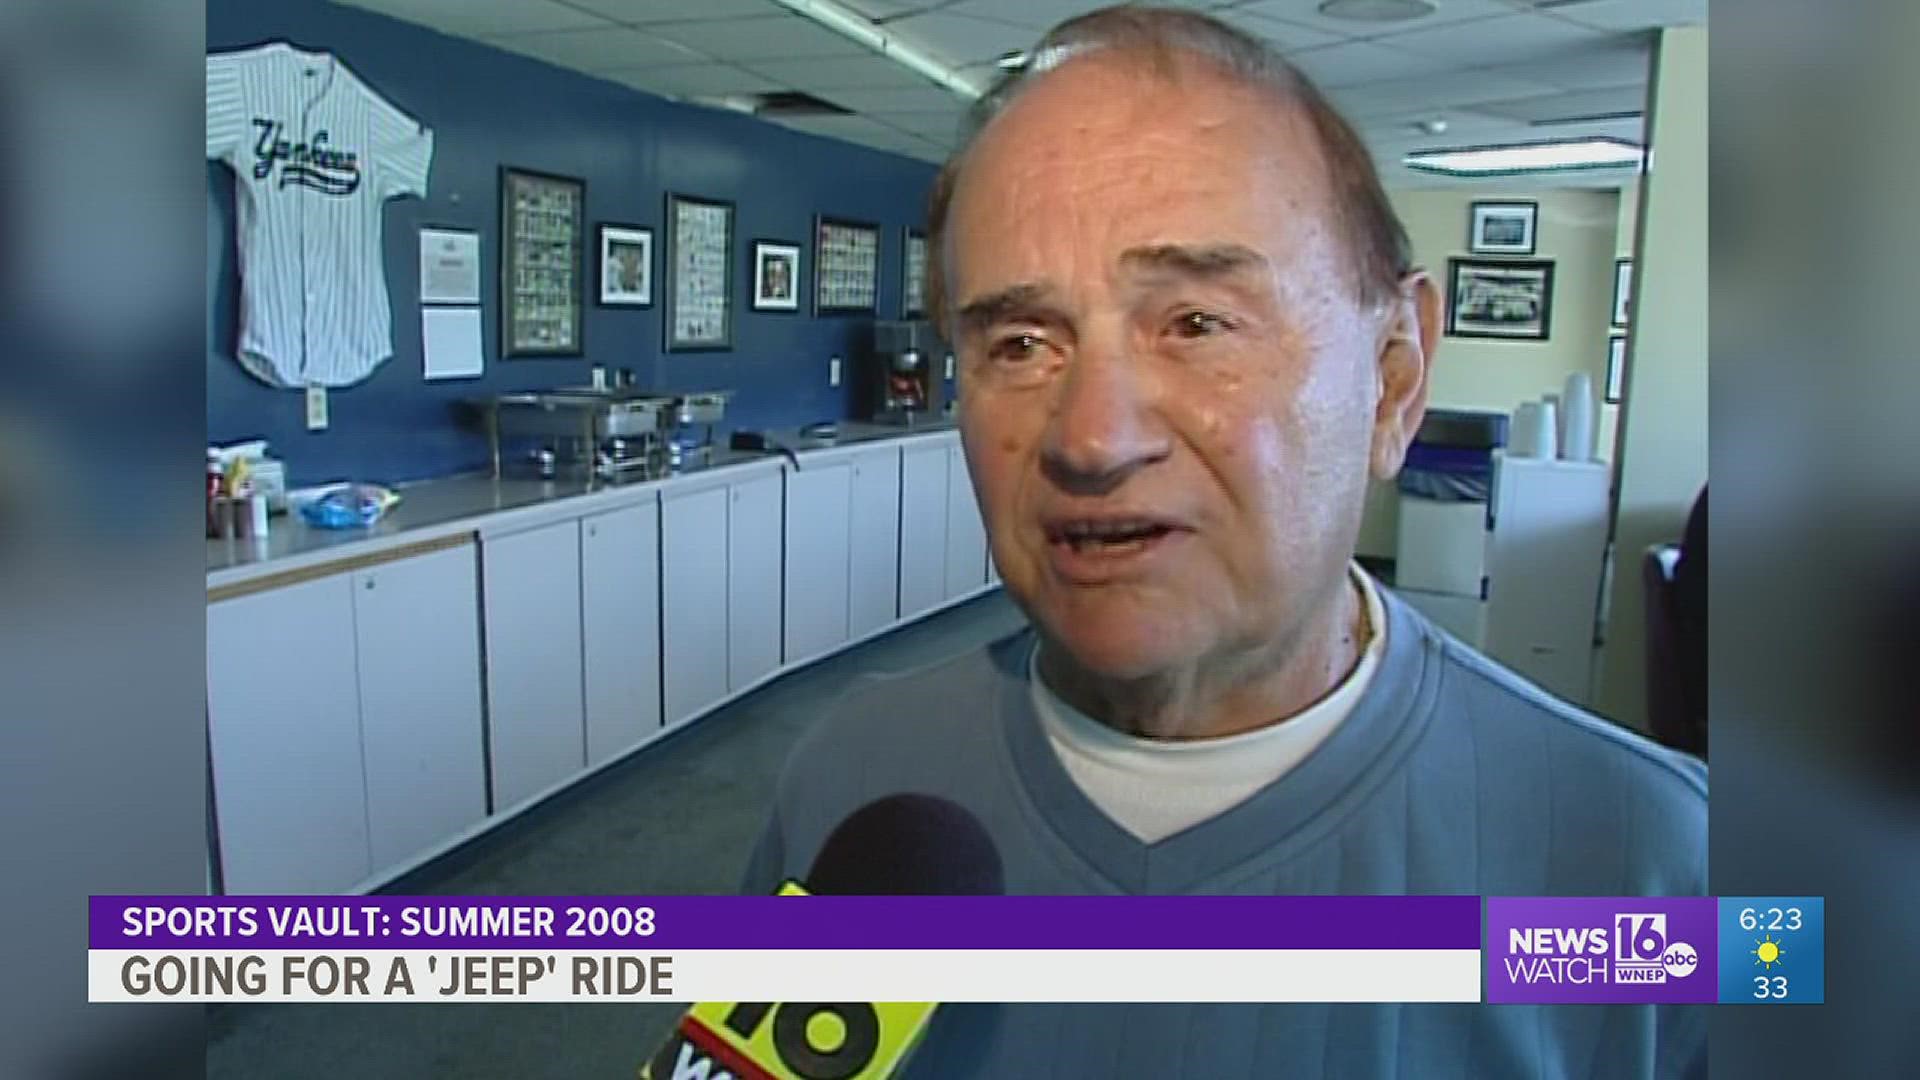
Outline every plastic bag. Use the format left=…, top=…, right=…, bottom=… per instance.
left=297, top=484, right=401, bottom=529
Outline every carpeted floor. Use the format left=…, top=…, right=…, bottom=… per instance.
left=207, top=590, right=1026, bottom=1079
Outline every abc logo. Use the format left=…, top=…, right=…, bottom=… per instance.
left=1661, top=942, right=1699, bottom=978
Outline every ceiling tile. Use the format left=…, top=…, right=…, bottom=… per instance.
left=771, top=113, right=907, bottom=144
left=1371, top=12, right=1606, bottom=66
left=331, top=0, right=608, bottom=36
left=479, top=26, right=704, bottom=70
left=866, top=107, right=969, bottom=144
left=1327, top=69, right=1561, bottom=118
left=1538, top=0, right=1707, bottom=33
left=1233, top=0, right=1524, bottom=39
left=604, top=62, right=784, bottom=97
left=649, top=14, right=868, bottom=61
left=1481, top=38, right=1649, bottom=90
left=1283, top=40, right=1453, bottom=88
left=887, top=12, right=1039, bottom=64
left=742, top=53, right=937, bottom=91
left=867, top=102, right=970, bottom=124
left=839, top=0, right=924, bottom=18
left=1210, top=9, right=1350, bottom=51
left=1470, top=84, right=1646, bottom=124
left=945, top=0, right=1107, bottom=32
left=561, top=0, right=784, bottom=24
left=815, top=83, right=972, bottom=113
left=1355, top=108, right=1520, bottom=142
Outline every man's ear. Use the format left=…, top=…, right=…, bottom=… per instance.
left=1370, top=270, right=1441, bottom=480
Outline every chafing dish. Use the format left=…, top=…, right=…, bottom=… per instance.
left=671, top=390, right=732, bottom=426
left=475, top=389, right=675, bottom=479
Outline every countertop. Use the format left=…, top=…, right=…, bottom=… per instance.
left=207, top=419, right=957, bottom=590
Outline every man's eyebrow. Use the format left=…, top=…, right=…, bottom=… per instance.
left=954, top=283, right=1068, bottom=331
left=1119, top=243, right=1268, bottom=278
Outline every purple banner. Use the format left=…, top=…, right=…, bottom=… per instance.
left=92, top=895, right=1478, bottom=951
left=1485, top=897, right=1718, bottom=1004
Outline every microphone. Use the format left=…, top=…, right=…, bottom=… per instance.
left=802, top=793, right=1005, bottom=897
left=641, top=794, right=1002, bottom=1080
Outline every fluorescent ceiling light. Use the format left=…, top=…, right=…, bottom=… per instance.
left=1404, top=137, right=1644, bottom=176
left=767, top=0, right=985, bottom=100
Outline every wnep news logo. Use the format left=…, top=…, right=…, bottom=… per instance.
left=1486, top=898, right=1718, bottom=1004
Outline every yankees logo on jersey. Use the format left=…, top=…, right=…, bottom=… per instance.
left=207, top=42, right=433, bottom=389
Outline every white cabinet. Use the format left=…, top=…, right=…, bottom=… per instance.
left=848, top=445, right=903, bottom=638
left=728, top=470, right=784, bottom=691
left=784, top=463, right=852, bottom=664
left=662, top=485, right=730, bottom=725
left=1484, top=455, right=1612, bottom=706
left=353, top=545, right=486, bottom=873
left=581, top=500, right=662, bottom=766
left=208, top=575, right=371, bottom=893
left=899, top=441, right=950, bottom=619
left=481, top=520, right=585, bottom=811
left=944, top=440, right=989, bottom=599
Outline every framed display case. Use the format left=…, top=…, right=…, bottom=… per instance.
left=665, top=192, right=735, bottom=351
left=902, top=228, right=928, bottom=319
left=499, top=167, right=585, bottom=356
left=814, top=215, right=879, bottom=315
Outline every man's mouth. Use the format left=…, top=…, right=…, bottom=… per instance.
left=1046, top=517, right=1180, bottom=556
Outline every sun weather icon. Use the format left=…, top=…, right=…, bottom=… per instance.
left=1752, top=935, right=1785, bottom=971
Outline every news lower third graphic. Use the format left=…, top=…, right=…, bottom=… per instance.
left=85, top=895, right=1823, bottom=1006
left=86, top=895, right=1483, bottom=1004
left=1486, top=896, right=1825, bottom=1004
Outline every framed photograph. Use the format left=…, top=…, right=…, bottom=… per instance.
left=1611, top=258, right=1633, bottom=327
left=751, top=240, right=801, bottom=312
left=1605, top=334, right=1627, bottom=404
left=664, top=192, right=734, bottom=351
left=814, top=215, right=880, bottom=315
left=596, top=223, right=653, bottom=307
left=1469, top=200, right=1538, bottom=255
left=500, top=167, right=585, bottom=356
left=1445, top=258, right=1555, bottom=340
left=902, top=228, right=928, bottom=318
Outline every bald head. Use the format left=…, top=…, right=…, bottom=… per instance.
left=926, top=5, right=1410, bottom=335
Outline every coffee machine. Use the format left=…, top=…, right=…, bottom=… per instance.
left=868, top=319, right=948, bottom=424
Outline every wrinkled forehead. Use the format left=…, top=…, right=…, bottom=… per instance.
left=944, top=53, right=1340, bottom=291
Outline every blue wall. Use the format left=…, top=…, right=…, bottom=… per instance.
left=209, top=0, right=942, bottom=484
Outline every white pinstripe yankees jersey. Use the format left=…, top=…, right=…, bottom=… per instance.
left=206, top=43, right=433, bottom=388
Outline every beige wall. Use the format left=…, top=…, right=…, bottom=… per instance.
left=1594, top=25, right=1709, bottom=729
left=1356, top=186, right=1627, bottom=560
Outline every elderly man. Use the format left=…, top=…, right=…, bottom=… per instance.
left=746, top=6, right=1705, bottom=1076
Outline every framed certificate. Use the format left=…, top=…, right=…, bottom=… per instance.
left=665, top=192, right=734, bottom=351
left=814, top=215, right=879, bottom=315
left=499, top=167, right=585, bottom=357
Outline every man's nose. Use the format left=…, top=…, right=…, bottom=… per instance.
left=1040, top=334, right=1169, bottom=494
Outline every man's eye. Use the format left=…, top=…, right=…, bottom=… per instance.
left=989, top=332, right=1044, bottom=361
left=1171, top=310, right=1234, bottom=339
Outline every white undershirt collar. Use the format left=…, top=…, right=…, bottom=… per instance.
left=1030, top=566, right=1388, bottom=844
